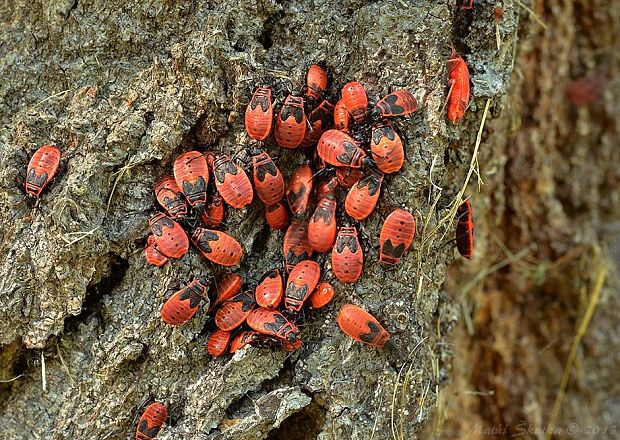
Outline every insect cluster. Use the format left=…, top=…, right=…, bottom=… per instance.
left=19, top=49, right=473, bottom=440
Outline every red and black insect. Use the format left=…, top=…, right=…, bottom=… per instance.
left=136, top=402, right=168, bottom=440
left=215, top=290, right=256, bottom=331
left=252, top=149, right=284, bottom=206
left=284, top=260, right=321, bottom=311
left=455, top=200, right=473, bottom=259
left=255, top=268, right=284, bottom=309
left=246, top=308, right=300, bottom=342
left=155, top=176, right=188, bottom=220
left=191, top=227, right=243, bottom=266
left=161, top=276, right=210, bottom=326
left=371, top=90, right=418, bottom=119
left=344, top=169, right=383, bottom=221
left=149, top=212, right=189, bottom=259
left=25, top=145, right=62, bottom=197
left=308, top=197, right=337, bottom=252
left=283, top=220, right=313, bottom=272
left=315, top=175, right=339, bottom=199
left=210, top=273, right=243, bottom=312
left=308, top=282, right=335, bottom=309
left=265, top=201, right=290, bottom=230
left=229, top=330, right=259, bottom=353
left=341, top=81, right=368, bottom=123
left=332, top=226, right=363, bottom=283
left=212, top=154, right=253, bottom=208
left=281, top=338, right=302, bottom=352
left=274, top=94, right=307, bottom=149
left=207, top=329, right=232, bottom=356
left=337, top=304, right=390, bottom=347
left=173, top=151, right=209, bottom=210
left=305, top=63, right=329, bottom=102
left=144, top=235, right=169, bottom=267
left=286, top=164, right=313, bottom=217
left=245, top=86, right=273, bottom=141
left=447, top=49, right=470, bottom=124
left=317, top=130, right=368, bottom=168
left=334, top=99, right=352, bottom=131
left=379, top=209, right=416, bottom=265
left=458, top=0, right=474, bottom=9
left=336, top=167, right=364, bottom=189
left=201, top=190, right=225, bottom=228
left=370, top=123, right=404, bottom=174
left=301, top=98, right=335, bottom=147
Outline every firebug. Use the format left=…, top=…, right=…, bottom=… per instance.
left=337, top=304, right=390, bottom=347
left=331, top=226, right=363, bottom=283
left=284, top=260, right=321, bottom=311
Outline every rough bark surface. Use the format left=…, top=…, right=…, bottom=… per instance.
left=0, top=1, right=518, bottom=439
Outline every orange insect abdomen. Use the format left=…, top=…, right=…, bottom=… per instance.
left=331, top=226, right=363, bottom=283
left=308, top=197, right=337, bottom=252
left=136, top=402, right=168, bottom=440
left=301, top=99, right=334, bottom=147
left=201, top=191, right=225, bottom=227
left=275, top=95, right=307, bottom=149
left=255, top=268, right=284, bottom=309
left=191, top=227, right=243, bottom=266
left=284, top=260, right=321, bottom=311
left=344, top=170, right=383, bottom=221
left=245, top=86, right=273, bottom=141
left=155, top=176, right=188, bottom=219
left=334, top=99, right=352, bottom=131
left=379, top=209, right=416, bottom=265
left=341, top=81, right=368, bottom=122
left=25, top=145, right=61, bottom=197
left=286, top=164, right=313, bottom=217
left=308, top=282, right=335, bottom=309
left=305, top=64, right=329, bottom=100
left=447, top=50, right=470, bottom=124
left=283, top=220, right=314, bottom=272
left=336, top=304, right=390, bottom=347
left=173, top=151, right=210, bottom=208
left=336, top=167, right=364, bottom=188
left=211, top=273, right=243, bottom=310
left=315, top=175, right=339, bottom=199
left=374, top=90, right=418, bottom=117
left=317, top=130, right=367, bottom=168
left=160, top=277, right=209, bottom=326
left=246, top=308, right=300, bottom=341
left=229, top=330, right=258, bottom=353
left=456, top=200, right=473, bottom=259
left=265, top=201, right=290, bottom=230
left=252, top=151, right=285, bottom=206
left=370, top=123, right=404, bottom=174
left=215, top=291, right=256, bottom=331
left=149, top=213, right=189, bottom=259
left=144, top=236, right=169, bottom=267
left=207, top=329, right=232, bottom=356
left=213, top=154, right=253, bottom=208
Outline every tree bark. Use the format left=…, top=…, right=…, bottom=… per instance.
left=0, top=0, right=523, bottom=439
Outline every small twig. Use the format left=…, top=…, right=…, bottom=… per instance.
left=41, top=352, right=47, bottom=392
left=495, top=20, right=502, bottom=51
left=546, top=250, right=608, bottom=439
left=514, top=0, right=549, bottom=30
left=32, top=89, right=72, bottom=110
left=439, top=81, right=454, bottom=116
left=391, top=363, right=407, bottom=440
left=0, top=374, right=24, bottom=383
left=61, top=226, right=100, bottom=246
left=370, top=392, right=383, bottom=440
